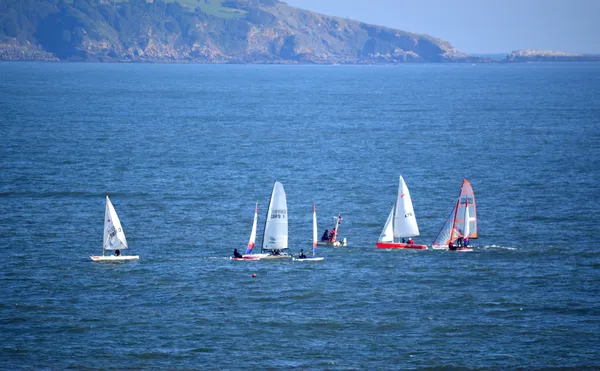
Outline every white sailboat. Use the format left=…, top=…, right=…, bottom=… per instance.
left=376, top=175, right=427, bottom=250
left=294, top=203, right=324, bottom=261
left=260, top=180, right=291, bottom=259
left=91, top=196, right=139, bottom=262
left=232, top=201, right=261, bottom=260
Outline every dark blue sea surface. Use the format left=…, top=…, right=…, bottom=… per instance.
left=1, top=62, right=599, bottom=369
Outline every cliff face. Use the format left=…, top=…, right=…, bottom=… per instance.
left=0, top=0, right=483, bottom=63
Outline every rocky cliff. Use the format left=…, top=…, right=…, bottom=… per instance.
left=0, top=0, right=485, bottom=63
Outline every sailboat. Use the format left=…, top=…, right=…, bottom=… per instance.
left=376, top=176, right=427, bottom=250
left=259, top=180, right=291, bottom=259
left=316, top=213, right=347, bottom=247
left=232, top=201, right=261, bottom=260
left=432, top=179, right=477, bottom=251
left=294, top=203, right=324, bottom=261
left=91, top=195, right=139, bottom=262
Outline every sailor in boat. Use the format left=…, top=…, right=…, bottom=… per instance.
left=329, top=228, right=337, bottom=243
left=321, top=229, right=329, bottom=242
left=233, top=248, right=243, bottom=259
left=464, top=237, right=469, bottom=247
left=448, top=241, right=456, bottom=251
left=407, top=238, right=415, bottom=245
left=457, top=237, right=464, bottom=247
left=298, top=249, right=307, bottom=259
left=114, top=249, right=121, bottom=257
left=271, top=249, right=281, bottom=256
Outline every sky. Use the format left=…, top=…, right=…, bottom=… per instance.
left=284, top=0, right=600, bottom=54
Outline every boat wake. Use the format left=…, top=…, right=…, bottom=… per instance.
left=481, top=245, right=517, bottom=251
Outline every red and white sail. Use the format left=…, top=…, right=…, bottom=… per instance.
left=245, top=201, right=258, bottom=254
left=433, top=179, right=478, bottom=247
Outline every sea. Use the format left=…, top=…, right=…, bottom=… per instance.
left=1, top=62, right=599, bottom=369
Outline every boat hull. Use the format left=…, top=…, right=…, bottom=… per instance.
left=376, top=242, right=427, bottom=250
left=317, top=241, right=341, bottom=247
left=259, top=254, right=291, bottom=259
left=91, top=255, right=139, bottom=262
left=293, top=257, right=324, bottom=261
left=231, top=256, right=261, bottom=260
left=432, top=246, right=473, bottom=252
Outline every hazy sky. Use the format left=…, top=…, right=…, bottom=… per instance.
left=285, top=0, right=600, bottom=54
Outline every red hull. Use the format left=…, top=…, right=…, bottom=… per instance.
left=376, top=242, right=427, bottom=250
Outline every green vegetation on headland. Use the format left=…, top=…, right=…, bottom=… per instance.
left=0, top=0, right=483, bottom=63
left=1, top=1, right=597, bottom=63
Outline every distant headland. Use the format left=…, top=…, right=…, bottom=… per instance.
left=0, top=0, right=597, bottom=64
left=503, top=50, right=600, bottom=62
left=0, top=0, right=485, bottom=64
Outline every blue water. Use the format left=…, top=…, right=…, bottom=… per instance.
left=1, top=62, right=599, bottom=369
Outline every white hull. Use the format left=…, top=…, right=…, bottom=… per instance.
left=316, top=238, right=347, bottom=247
left=231, top=256, right=261, bottom=261
left=243, top=253, right=269, bottom=259
left=259, top=253, right=291, bottom=259
left=293, top=257, right=324, bottom=261
left=91, top=255, right=139, bottom=262
left=317, top=241, right=341, bottom=247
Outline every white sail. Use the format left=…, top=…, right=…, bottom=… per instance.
left=432, top=205, right=457, bottom=247
left=103, top=196, right=128, bottom=251
left=393, top=176, right=420, bottom=238
left=312, top=204, right=317, bottom=253
left=378, top=207, right=394, bottom=242
left=262, top=181, right=288, bottom=251
left=462, top=200, right=470, bottom=237
left=246, top=201, right=258, bottom=254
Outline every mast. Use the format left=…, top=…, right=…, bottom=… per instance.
left=332, top=214, right=342, bottom=241
left=463, top=197, right=470, bottom=238
left=312, top=203, right=317, bottom=256
left=102, top=195, right=109, bottom=256
left=449, top=196, right=461, bottom=243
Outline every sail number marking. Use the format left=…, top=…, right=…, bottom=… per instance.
left=270, top=209, right=287, bottom=219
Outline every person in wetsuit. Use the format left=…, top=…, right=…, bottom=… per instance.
left=321, top=229, right=329, bottom=241
left=233, top=248, right=243, bottom=258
